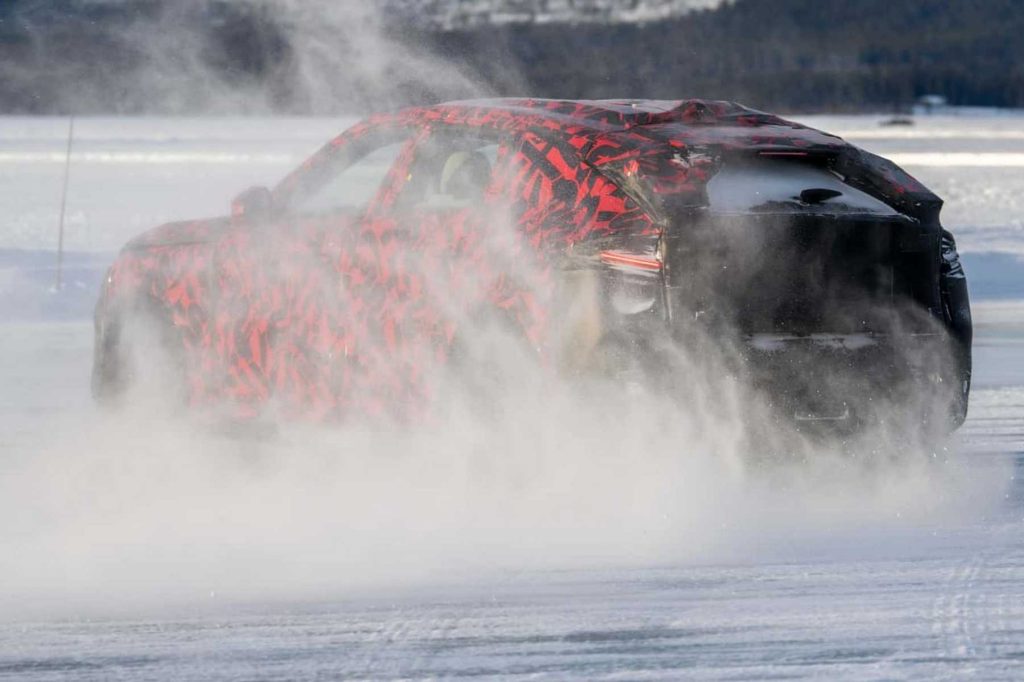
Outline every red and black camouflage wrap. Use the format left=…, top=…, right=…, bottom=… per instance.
left=94, top=98, right=955, bottom=421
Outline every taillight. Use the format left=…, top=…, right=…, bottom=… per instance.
left=599, top=250, right=662, bottom=273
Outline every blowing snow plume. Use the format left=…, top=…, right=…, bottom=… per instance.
left=0, top=308, right=1005, bottom=619
left=3, top=183, right=1000, bottom=620
left=2, top=0, right=494, bottom=115
left=0, top=4, right=1005, bottom=619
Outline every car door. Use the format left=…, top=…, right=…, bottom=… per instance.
left=366, top=127, right=557, bottom=408
left=206, top=123, right=423, bottom=418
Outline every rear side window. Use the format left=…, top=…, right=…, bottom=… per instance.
left=590, top=148, right=712, bottom=219
left=393, top=131, right=503, bottom=211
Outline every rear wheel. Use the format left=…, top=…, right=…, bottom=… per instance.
left=441, top=306, right=547, bottom=421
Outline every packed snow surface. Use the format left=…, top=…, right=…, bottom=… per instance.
left=0, top=113, right=1023, bottom=679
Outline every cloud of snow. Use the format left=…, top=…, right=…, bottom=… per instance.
left=3, top=0, right=500, bottom=115
left=0, top=1, right=1010, bottom=621
left=0, top=298, right=1006, bottom=619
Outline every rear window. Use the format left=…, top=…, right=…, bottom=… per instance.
left=706, top=158, right=901, bottom=216
left=591, top=148, right=901, bottom=220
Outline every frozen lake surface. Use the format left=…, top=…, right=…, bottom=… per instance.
left=1, top=113, right=1023, bottom=679
left=1, top=112, right=1023, bottom=255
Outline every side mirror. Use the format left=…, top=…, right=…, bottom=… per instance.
left=231, top=186, right=274, bottom=220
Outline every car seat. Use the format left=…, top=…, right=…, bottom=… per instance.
left=439, top=151, right=492, bottom=203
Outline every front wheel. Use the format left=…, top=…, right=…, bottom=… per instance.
left=92, top=305, right=187, bottom=411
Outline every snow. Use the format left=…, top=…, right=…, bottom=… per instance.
left=0, top=117, right=352, bottom=254
left=796, top=113, right=1024, bottom=257
left=3, top=112, right=1021, bottom=321
left=0, top=113, right=1023, bottom=678
left=0, top=312, right=1022, bottom=679
left=2, top=113, right=1023, bottom=256
left=383, top=0, right=726, bottom=29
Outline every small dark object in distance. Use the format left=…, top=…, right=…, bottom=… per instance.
left=881, top=116, right=915, bottom=126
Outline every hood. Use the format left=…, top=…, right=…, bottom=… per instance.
left=124, top=216, right=233, bottom=251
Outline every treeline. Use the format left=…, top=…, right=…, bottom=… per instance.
left=2, top=0, right=1024, bottom=114
left=437, top=0, right=1024, bottom=111
left=0, top=1, right=294, bottom=114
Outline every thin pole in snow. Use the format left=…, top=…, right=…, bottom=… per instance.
left=55, top=115, right=74, bottom=291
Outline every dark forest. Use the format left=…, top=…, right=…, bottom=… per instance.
left=2, top=0, right=1022, bottom=114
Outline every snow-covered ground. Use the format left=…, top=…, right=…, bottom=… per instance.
left=798, top=113, right=1024, bottom=260
left=0, top=114, right=1022, bottom=679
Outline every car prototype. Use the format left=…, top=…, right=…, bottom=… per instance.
left=93, top=99, right=972, bottom=429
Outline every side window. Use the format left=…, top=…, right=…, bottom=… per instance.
left=292, top=142, right=405, bottom=215
left=394, top=132, right=502, bottom=211
left=281, top=125, right=419, bottom=216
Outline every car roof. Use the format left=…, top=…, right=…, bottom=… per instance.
left=397, top=97, right=850, bottom=156
left=409, top=99, right=938, bottom=220
left=276, top=98, right=939, bottom=223
left=445, top=97, right=775, bottom=126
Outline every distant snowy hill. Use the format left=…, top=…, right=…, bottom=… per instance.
left=384, top=0, right=725, bottom=29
